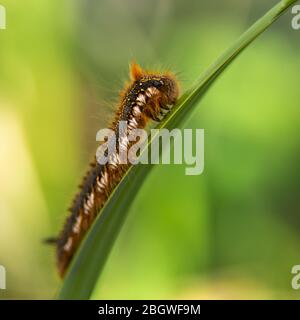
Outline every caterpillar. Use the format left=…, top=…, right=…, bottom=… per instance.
left=48, top=63, right=179, bottom=277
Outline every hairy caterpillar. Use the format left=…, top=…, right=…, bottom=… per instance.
left=48, top=63, right=179, bottom=277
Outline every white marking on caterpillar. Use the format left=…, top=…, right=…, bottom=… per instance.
left=101, top=171, right=108, bottom=186
left=133, top=106, right=141, bottom=116
left=87, top=192, right=94, bottom=208
left=63, top=237, right=73, bottom=252
left=128, top=117, right=138, bottom=130
left=146, top=87, right=159, bottom=98
left=73, top=215, right=83, bottom=234
left=84, top=202, right=90, bottom=215
left=109, top=153, right=120, bottom=167
left=136, top=93, right=146, bottom=104
left=96, top=176, right=105, bottom=191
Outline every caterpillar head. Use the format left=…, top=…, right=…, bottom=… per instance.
left=130, top=62, right=179, bottom=106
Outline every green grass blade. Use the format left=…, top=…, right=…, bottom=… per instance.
left=58, top=0, right=297, bottom=299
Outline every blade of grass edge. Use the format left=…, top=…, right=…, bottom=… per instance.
left=58, top=0, right=297, bottom=299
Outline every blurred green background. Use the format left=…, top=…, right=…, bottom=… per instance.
left=0, top=0, right=300, bottom=299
